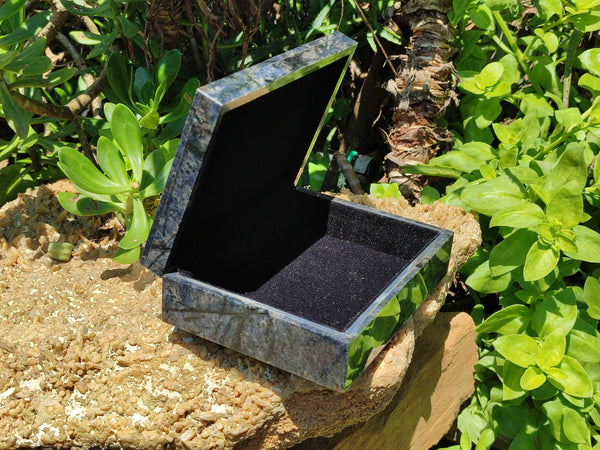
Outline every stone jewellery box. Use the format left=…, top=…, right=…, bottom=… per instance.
left=140, top=32, right=453, bottom=391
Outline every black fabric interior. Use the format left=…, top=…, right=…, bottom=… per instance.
left=247, top=235, right=410, bottom=330
left=168, top=58, right=441, bottom=331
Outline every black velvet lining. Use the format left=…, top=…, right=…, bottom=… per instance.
left=167, top=58, right=442, bottom=332
left=247, top=235, right=409, bottom=331
left=169, top=60, right=345, bottom=291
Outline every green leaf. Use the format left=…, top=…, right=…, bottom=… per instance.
left=579, top=48, right=600, bottom=77
left=461, top=175, right=526, bottom=215
left=541, top=398, right=566, bottom=441
left=538, top=0, right=562, bottom=18
left=521, top=366, right=546, bottom=390
left=567, top=318, right=600, bottom=364
left=139, top=111, right=159, bottom=130
left=370, top=183, right=401, bottom=199
left=549, top=355, right=593, bottom=397
left=570, top=11, right=600, bottom=32
left=562, top=407, right=591, bottom=444
left=502, top=360, right=528, bottom=400
left=583, top=277, right=600, bottom=319
left=565, top=225, right=600, bottom=263
left=60, top=0, right=112, bottom=16
left=476, top=304, right=531, bottom=335
left=97, top=137, right=129, bottom=187
left=133, top=66, right=154, bottom=104
left=0, top=80, right=28, bottom=138
left=58, top=147, right=130, bottom=195
left=474, top=98, right=502, bottom=129
left=546, top=180, right=583, bottom=228
left=106, top=52, right=131, bottom=104
left=110, top=104, right=143, bottom=182
left=0, top=0, right=26, bottom=21
left=524, top=241, right=559, bottom=281
left=489, top=229, right=537, bottom=277
left=555, top=107, right=584, bottom=132
left=532, top=288, right=577, bottom=338
left=490, top=201, right=545, bottom=228
left=520, top=93, right=554, bottom=118
left=119, top=196, right=150, bottom=250
left=57, top=192, right=123, bottom=216
left=69, top=30, right=103, bottom=45
left=494, top=334, right=539, bottom=367
left=466, top=260, right=513, bottom=293
left=154, top=49, right=181, bottom=105
left=579, top=73, right=600, bottom=95
left=7, top=56, right=51, bottom=76
left=113, top=245, right=140, bottom=264
left=538, top=332, right=566, bottom=368
left=0, top=11, right=50, bottom=47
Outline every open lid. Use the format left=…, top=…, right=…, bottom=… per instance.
left=141, top=32, right=358, bottom=276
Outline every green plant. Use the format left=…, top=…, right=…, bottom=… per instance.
left=402, top=0, right=600, bottom=446
left=57, top=104, right=177, bottom=263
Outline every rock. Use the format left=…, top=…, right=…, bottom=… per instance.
left=0, top=182, right=481, bottom=449
left=293, top=311, right=478, bottom=450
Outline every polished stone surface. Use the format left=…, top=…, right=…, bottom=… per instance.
left=141, top=32, right=453, bottom=391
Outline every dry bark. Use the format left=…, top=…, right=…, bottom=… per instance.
left=383, top=0, right=457, bottom=200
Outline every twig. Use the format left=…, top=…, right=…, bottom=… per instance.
left=39, top=0, right=69, bottom=44
left=57, top=32, right=105, bottom=117
left=348, top=0, right=399, bottom=79
left=334, top=134, right=364, bottom=195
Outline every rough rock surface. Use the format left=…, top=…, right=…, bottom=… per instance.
left=296, top=311, right=478, bottom=450
left=0, top=182, right=481, bottom=449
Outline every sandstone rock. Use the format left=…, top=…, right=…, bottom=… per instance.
left=294, top=311, right=478, bottom=450
left=0, top=182, right=480, bottom=449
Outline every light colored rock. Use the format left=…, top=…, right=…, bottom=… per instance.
left=294, top=311, right=478, bottom=450
left=0, top=183, right=480, bottom=449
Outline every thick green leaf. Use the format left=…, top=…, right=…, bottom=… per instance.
left=59, top=0, right=112, bottom=17
left=532, top=288, right=577, bottom=338
left=494, top=334, right=539, bottom=367
left=541, top=398, right=566, bottom=442
left=69, top=30, right=103, bottom=45
left=538, top=332, right=566, bottom=368
left=0, top=80, right=28, bottom=138
left=581, top=49, right=600, bottom=78
left=8, top=56, right=52, bottom=76
left=466, top=260, right=513, bottom=293
left=567, top=318, right=600, bottom=364
left=546, top=180, right=583, bottom=228
left=0, top=0, right=25, bottom=21
left=106, top=52, right=131, bottom=104
left=58, top=147, right=130, bottom=195
left=133, top=67, right=154, bottom=104
left=537, top=143, right=588, bottom=199
left=502, top=361, right=528, bottom=400
left=520, top=93, right=554, bottom=118
left=570, top=11, right=600, bottom=32
left=110, top=104, right=143, bottom=182
left=521, top=366, right=546, bottom=390
left=119, top=197, right=150, bottom=250
left=583, top=277, right=600, bottom=319
left=562, top=407, right=591, bottom=444
left=461, top=175, right=526, bottom=216
left=154, top=49, right=181, bottom=104
left=474, top=98, right=502, bottom=129
left=97, top=136, right=130, bottom=186
left=565, top=225, right=600, bottom=262
left=489, top=229, right=537, bottom=277
left=476, top=304, right=531, bottom=334
left=0, top=50, right=17, bottom=68
left=0, top=11, right=50, bottom=47
left=57, top=192, right=123, bottom=216
left=524, top=241, right=559, bottom=281
left=548, top=355, right=593, bottom=397
left=113, top=245, right=140, bottom=264
left=538, top=0, right=562, bottom=18
left=579, top=73, right=600, bottom=95
left=490, top=201, right=545, bottom=228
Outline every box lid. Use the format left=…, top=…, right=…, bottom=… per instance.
left=141, top=32, right=357, bottom=275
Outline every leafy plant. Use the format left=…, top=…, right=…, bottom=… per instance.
left=57, top=104, right=177, bottom=263
left=402, top=0, right=600, bottom=446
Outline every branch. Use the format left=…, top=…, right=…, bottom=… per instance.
left=39, top=0, right=70, bottom=44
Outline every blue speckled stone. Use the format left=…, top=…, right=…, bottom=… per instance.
left=140, top=32, right=453, bottom=391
